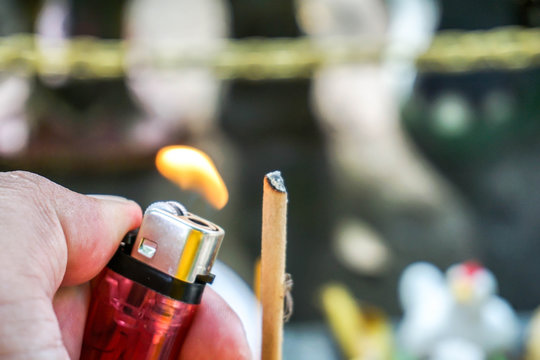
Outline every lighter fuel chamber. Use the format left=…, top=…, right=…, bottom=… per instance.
left=81, top=201, right=224, bottom=360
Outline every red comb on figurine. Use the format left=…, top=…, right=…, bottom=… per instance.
left=462, top=261, right=483, bottom=276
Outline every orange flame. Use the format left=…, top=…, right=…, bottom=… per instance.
left=155, top=145, right=229, bottom=210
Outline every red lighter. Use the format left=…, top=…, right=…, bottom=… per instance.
left=81, top=201, right=224, bottom=360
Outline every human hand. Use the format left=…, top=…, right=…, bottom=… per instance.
left=0, top=171, right=250, bottom=359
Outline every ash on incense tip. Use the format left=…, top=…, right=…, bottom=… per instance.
left=265, top=171, right=287, bottom=193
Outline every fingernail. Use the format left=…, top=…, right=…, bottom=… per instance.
left=87, top=194, right=132, bottom=203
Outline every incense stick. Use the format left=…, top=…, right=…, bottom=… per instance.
left=261, top=171, right=288, bottom=360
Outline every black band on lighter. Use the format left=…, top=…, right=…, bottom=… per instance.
left=106, top=247, right=211, bottom=304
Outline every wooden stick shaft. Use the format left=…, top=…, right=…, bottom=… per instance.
left=261, top=173, right=288, bottom=360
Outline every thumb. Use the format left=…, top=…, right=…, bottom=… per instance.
left=54, top=193, right=142, bottom=286
left=0, top=171, right=142, bottom=289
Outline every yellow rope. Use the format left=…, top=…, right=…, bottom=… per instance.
left=0, top=26, right=539, bottom=80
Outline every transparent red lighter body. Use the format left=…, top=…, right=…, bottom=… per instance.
left=81, top=269, right=197, bottom=360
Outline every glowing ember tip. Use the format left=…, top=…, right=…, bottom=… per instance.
left=155, top=145, right=229, bottom=210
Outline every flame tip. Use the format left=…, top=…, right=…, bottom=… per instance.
left=155, top=145, right=228, bottom=210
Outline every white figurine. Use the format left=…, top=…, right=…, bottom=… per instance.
left=398, top=261, right=519, bottom=359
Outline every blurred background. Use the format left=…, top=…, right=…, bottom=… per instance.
left=1, top=0, right=540, bottom=358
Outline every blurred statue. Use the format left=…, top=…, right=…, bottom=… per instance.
left=295, top=0, right=476, bottom=282
left=124, top=0, right=231, bottom=149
